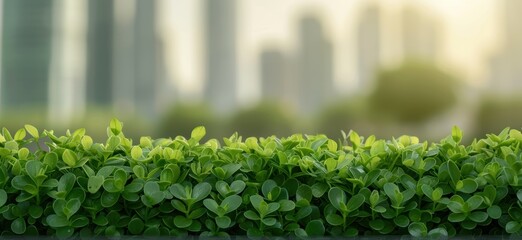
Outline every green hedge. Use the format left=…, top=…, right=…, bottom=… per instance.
left=1, top=119, right=522, bottom=238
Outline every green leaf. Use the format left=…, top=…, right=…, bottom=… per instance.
left=193, top=182, right=212, bottom=202
left=222, top=195, right=242, bottom=213
left=328, top=187, right=346, bottom=211
left=261, top=217, right=277, bottom=226
left=203, top=199, right=219, bottom=215
left=191, top=126, right=206, bottom=142
left=101, top=192, right=120, bottom=208
left=452, top=125, right=463, bottom=143
left=131, top=146, right=143, bottom=160
left=28, top=205, right=43, bottom=219
left=448, top=213, right=466, bottom=222
left=408, top=222, right=427, bottom=237
left=88, top=176, right=104, bottom=194
left=278, top=199, right=295, bottom=212
left=383, top=183, right=399, bottom=204
left=66, top=198, right=81, bottom=217
left=24, top=124, right=39, bottom=138
left=174, top=215, right=193, bottom=228
left=427, top=228, right=448, bottom=238
left=469, top=211, right=489, bottom=223
left=394, top=215, right=409, bottom=227
left=456, top=179, right=478, bottom=194
left=62, top=149, right=77, bottom=167
left=58, top=173, right=76, bottom=193
left=446, top=161, right=461, bottom=186
left=81, top=136, right=93, bottom=150
left=507, top=221, right=522, bottom=233
left=244, top=210, right=260, bottom=220
left=0, top=189, right=9, bottom=207
left=487, top=205, right=502, bottom=219
left=11, top=217, right=26, bottom=234
left=14, top=128, right=26, bottom=141
left=311, top=182, right=329, bottom=198
left=215, top=216, right=231, bottom=229
left=346, top=194, right=365, bottom=212
left=262, top=179, right=278, bottom=198
left=109, top=118, right=123, bottom=135
left=369, top=219, right=385, bottom=231
left=128, top=218, right=145, bottom=235
left=466, top=195, right=484, bottom=211
left=325, top=213, right=344, bottom=226
left=305, top=220, right=325, bottom=237
left=47, top=214, right=69, bottom=228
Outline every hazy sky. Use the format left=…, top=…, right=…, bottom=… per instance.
left=159, top=0, right=500, bottom=105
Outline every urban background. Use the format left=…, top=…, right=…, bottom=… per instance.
left=0, top=0, right=521, bottom=143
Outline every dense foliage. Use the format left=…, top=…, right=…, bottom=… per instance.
left=1, top=119, right=522, bottom=238
left=370, top=61, right=459, bottom=122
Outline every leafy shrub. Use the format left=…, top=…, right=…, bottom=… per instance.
left=226, top=102, right=295, bottom=137
left=476, top=95, right=522, bottom=139
left=369, top=61, right=459, bottom=122
left=1, top=119, right=522, bottom=237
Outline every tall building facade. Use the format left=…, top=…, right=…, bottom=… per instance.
left=1, top=0, right=54, bottom=110
left=203, top=0, right=237, bottom=113
left=489, top=0, right=522, bottom=93
left=357, top=4, right=381, bottom=91
left=401, top=6, right=440, bottom=61
left=260, top=48, right=289, bottom=103
left=86, top=0, right=114, bottom=106
left=296, top=15, right=334, bottom=114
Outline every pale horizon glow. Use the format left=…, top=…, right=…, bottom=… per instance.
left=161, top=0, right=499, bottom=106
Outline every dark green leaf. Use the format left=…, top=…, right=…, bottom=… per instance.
left=469, top=211, right=489, bottom=223
left=305, top=220, right=325, bottom=237
left=0, top=189, right=7, bottom=208
left=193, top=182, right=212, bottom=202
left=47, top=214, right=69, bottom=228
left=261, top=217, right=277, bottom=226
left=408, top=222, right=427, bottom=237
left=101, top=192, right=120, bottom=208
left=11, top=217, right=26, bottom=234
left=487, top=205, right=502, bottom=219
left=346, top=194, right=365, bottom=212
left=222, top=195, right=242, bottom=213
left=88, top=176, right=104, bottom=194
left=215, top=216, right=231, bottom=229
left=394, top=215, right=409, bottom=227
left=369, top=219, right=385, bottom=231
left=507, top=221, right=522, bottom=233
left=174, top=215, right=193, bottom=228
left=328, top=187, right=346, bottom=211
left=128, top=218, right=145, bottom=235
left=244, top=210, right=260, bottom=220
left=311, top=182, right=329, bottom=198
left=326, top=213, right=344, bottom=226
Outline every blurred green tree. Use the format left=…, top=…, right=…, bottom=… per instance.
left=227, top=102, right=295, bottom=137
left=313, top=97, right=369, bottom=138
left=369, top=60, right=459, bottom=122
left=476, top=95, right=522, bottom=137
left=157, top=103, right=221, bottom=140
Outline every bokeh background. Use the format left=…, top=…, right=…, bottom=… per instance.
left=0, top=0, right=521, bottom=143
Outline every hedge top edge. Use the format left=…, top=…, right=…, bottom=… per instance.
left=1, top=118, right=522, bottom=238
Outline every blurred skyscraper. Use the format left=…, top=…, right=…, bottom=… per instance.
left=112, top=0, right=168, bottom=118
left=357, top=4, right=381, bottom=92
left=86, top=0, right=114, bottom=106
left=203, top=0, right=237, bottom=113
left=401, top=6, right=441, bottom=61
left=296, top=15, right=334, bottom=114
left=489, top=0, right=522, bottom=93
left=260, top=48, right=291, bottom=105
left=1, top=0, right=54, bottom=110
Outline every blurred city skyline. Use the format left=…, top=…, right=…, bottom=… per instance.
left=0, top=0, right=520, bottom=140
